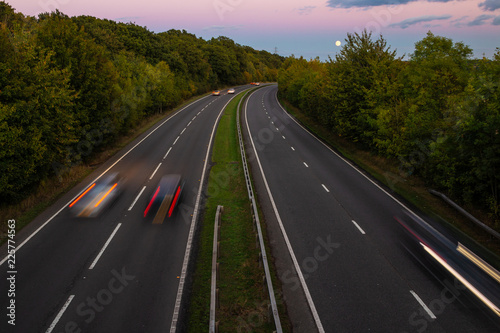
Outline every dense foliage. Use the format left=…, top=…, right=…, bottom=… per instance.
left=279, top=30, right=500, bottom=220
left=0, top=2, right=283, bottom=202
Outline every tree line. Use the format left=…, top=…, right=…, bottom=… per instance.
left=278, top=30, right=500, bottom=222
left=0, top=2, right=283, bottom=202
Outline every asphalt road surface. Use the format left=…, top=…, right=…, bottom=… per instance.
left=0, top=87, right=247, bottom=333
left=243, top=84, right=500, bottom=332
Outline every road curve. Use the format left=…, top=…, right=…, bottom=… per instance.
left=243, top=84, right=500, bottom=332
left=0, top=87, right=247, bottom=333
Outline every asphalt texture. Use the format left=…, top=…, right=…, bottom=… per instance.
left=0, top=87, right=248, bottom=333
left=243, top=84, right=500, bottom=332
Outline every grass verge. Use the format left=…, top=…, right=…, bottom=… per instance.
left=187, top=91, right=289, bottom=332
left=0, top=93, right=209, bottom=245
left=278, top=97, right=500, bottom=264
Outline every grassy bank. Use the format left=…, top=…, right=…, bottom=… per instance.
left=0, top=94, right=208, bottom=245
left=278, top=97, right=500, bottom=263
left=187, top=91, right=289, bottom=332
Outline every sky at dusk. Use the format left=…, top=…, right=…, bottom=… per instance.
left=5, top=0, right=500, bottom=59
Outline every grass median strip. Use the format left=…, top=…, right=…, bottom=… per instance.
left=188, top=91, right=288, bottom=332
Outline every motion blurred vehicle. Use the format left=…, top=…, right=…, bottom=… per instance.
left=228, top=88, right=235, bottom=94
left=144, top=174, right=184, bottom=224
left=69, top=172, right=122, bottom=217
left=396, top=211, right=500, bottom=321
left=212, top=90, right=220, bottom=96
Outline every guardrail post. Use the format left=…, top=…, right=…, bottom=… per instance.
left=216, top=262, right=220, bottom=283
left=429, top=189, right=500, bottom=240
left=210, top=205, right=223, bottom=333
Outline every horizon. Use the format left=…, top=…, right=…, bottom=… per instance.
left=3, top=0, right=500, bottom=60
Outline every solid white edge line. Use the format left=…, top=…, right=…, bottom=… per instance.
left=272, top=89, right=425, bottom=223
left=169, top=91, right=242, bottom=333
left=45, top=295, right=75, bottom=333
left=322, top=184, right=330, bottom=193
left=163, top=147, right=172, bottom=160
left=149, top=162, right=162, bottom=180
left=89, top=223, right=122, bottom=270
left=0, top=94, right=211, bottom=267
left=244, top=88, right=326, bottom=333
left=351, top=220, right=366, bottom=235
left=128, top=186, right=146, bottom=211
left=410, top=290, right=437, bottom=319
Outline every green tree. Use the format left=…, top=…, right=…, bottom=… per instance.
left=327, top=30, right=399, bottom=147
left=0, top=22, right=75, bottom=201
left=401, top=32, right=472, bottom=158
left=430, top=51, right=500, bottom=218
left=36, top=11, right=119, bottom=149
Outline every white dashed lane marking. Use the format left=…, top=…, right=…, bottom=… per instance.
left=129, top=186, right=146, bottom=211
left=352, top=220, right=366, bottom=235
left=149, top=162, right=162, bottom=180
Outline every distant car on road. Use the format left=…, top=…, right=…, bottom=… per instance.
left=144, top=174, right=184, bottom=223
left=212, top=90, right=220, bottom=96
left=228, top=88, right=235, bottom=94
left=69, top=172, right=122, bottom=217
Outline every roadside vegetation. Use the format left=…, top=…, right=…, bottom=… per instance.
left=278, top=30, right=500, bottom=255
left=0, top=2, right=283, bottom=241
left=187, top=91, right=289, bottom=332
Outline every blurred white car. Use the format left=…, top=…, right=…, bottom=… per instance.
left=228, top=88, right=235, bottom=94
left=69, top=173, right=122, bottom=217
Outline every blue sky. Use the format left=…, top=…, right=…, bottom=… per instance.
left=5, top=0, right=500, bottom=59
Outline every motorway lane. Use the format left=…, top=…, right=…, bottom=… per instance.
left=244, top=85, right=499, bottom=332
left=0, top=87, right=247, bottom=332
